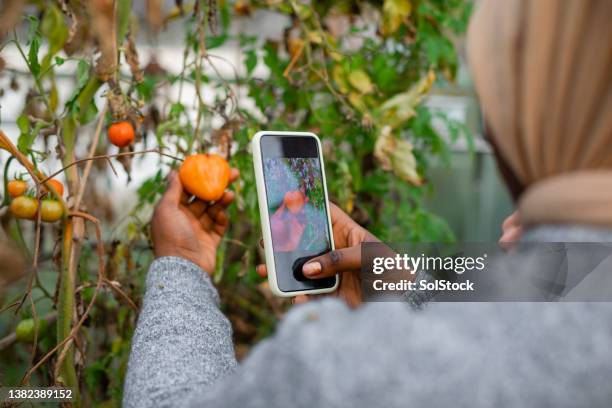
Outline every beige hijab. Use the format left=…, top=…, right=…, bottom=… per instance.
left=467, top=0, right=612, bottom=227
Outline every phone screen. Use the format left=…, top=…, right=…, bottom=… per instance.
left=260, top=134, right=336, bottom=292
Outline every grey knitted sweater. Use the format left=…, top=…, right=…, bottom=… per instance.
left=123, top=226, right=612, bottom=407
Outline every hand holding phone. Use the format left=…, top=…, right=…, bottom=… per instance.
left=252, top=131, right=338, bottom=296
left=257, top=201, right=379, bottom=307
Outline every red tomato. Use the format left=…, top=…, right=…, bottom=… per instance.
left=108, top=121, right=135, bottom=148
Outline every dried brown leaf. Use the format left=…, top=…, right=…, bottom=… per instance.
left=125, top=31, right=144, bottom=82
left=107, top=89, right=130, bottom=120
left=89, top=0, right=117, bottom=81
left=207, top=0, right=218, bottom=35
left=374, top=125, right=422, bottom=186
left=143, top=55, right=167, bottom=77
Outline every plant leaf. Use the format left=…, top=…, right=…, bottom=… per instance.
left=377, top=69, right=435, bottom=128
left=374, top=125, right=422, bottom=186
left=28, top=36, right=41, bottom=78
left=76, top=60, right=90, bottom=89
left=381, top=0, right=412, bottom=36
left=348, top=70, right=374, bottom=94
left=245, top=50, right=257, bottom=75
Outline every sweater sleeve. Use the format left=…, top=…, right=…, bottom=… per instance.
left=123, top=257, right=237, bottom=408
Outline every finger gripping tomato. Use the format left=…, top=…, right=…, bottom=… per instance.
left=179, top=154, right=230, bottom=201
left=10, top=196, right=38, bottom=219
left=7, top=180, right=27, bottom=197
left=284, top=190, right=306, bottom=214
left=40, top=199, right=63, bottom=222
left=108, top=121, right=135, bottom=148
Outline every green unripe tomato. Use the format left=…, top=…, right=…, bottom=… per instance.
left=15, top=318, right=48, bottom=342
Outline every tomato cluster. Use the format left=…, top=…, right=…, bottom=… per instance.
left=6, top=179, right=65, bottom=223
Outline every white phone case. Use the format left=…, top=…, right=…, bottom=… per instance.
left=252, top=131, right=339, bottom=297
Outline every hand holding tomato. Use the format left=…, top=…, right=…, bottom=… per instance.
left=151, top=169, right=239, bottom=275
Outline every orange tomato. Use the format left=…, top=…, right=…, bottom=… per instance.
left=284, top=190, right=306, bottom=214
left=10, top=196, right=38, bottom=219
left=179, top=154, right=230, bottom=201
left=46, top=179, right=64, bottom=197
left=40, top=199, right=63, bottom=222
left=7, top=180, right=27, bottom=197
left=108, top=121, right=135, bottom=148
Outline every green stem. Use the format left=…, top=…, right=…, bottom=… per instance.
left=57, top=220, right=79, bottom=399
left=56, top=121, right=80, bottom=405
left=2, top=156, right=15, bottom=207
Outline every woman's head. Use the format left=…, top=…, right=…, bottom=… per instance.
left=467, top=0, right=612, bottom=227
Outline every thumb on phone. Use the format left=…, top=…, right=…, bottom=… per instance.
left=302, top=245, right=361, bottom=279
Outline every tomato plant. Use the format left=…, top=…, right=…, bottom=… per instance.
left=0, top=0, right=472, bottom=405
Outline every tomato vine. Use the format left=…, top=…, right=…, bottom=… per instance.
left=0, top=0, right=472, bottom=405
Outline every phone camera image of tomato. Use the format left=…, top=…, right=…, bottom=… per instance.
left=283, top=190, right=306, bottom=214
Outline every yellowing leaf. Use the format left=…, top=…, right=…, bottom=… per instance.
left=329, top=50, right=343, bottom=62
left=381, top=0, right=412, bottom=36
left=307, top=31, right=323, bottom=44
left=49, top=84, right=58, bottom=112
left=292, top=2, right=311, bottom=20
left=374, top=126, right=422, bottom=185
left=332, top=65, right=349, bottom=93
left=348, top=70, right=374, bottom=94
left=348, top=92, right=367, bottom=112
left=377, top=70, right=435, bottom=128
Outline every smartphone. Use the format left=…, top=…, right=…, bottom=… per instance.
left=252, top=131, right=338, bottom=297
